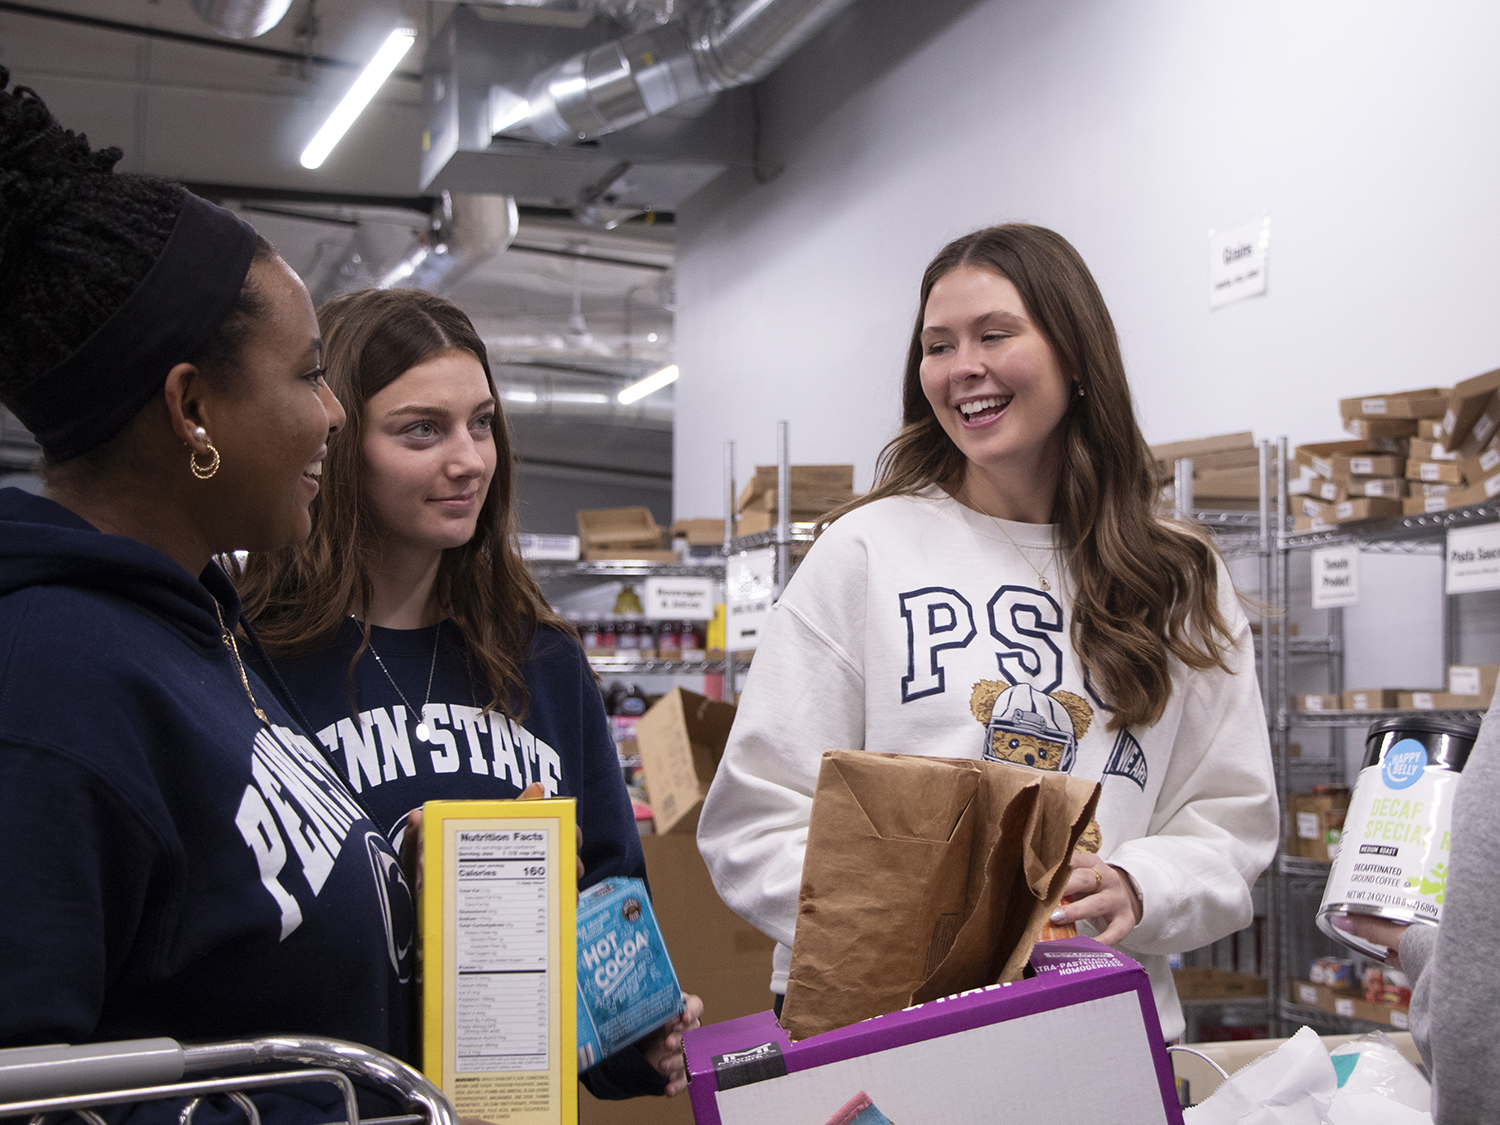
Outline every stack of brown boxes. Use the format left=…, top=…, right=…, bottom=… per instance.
left=1293, top=371, right=1500, bottom=530
left=575, top=507, right=677, bottom=562
left=734, top=464, right=855, bottom=536
left=1290, top=664, right=1498, bottom=715
left=1149, top=431, right=1266, bottom=511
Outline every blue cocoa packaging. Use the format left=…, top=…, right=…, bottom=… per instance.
left=576, top=877, right=683, bottom=1070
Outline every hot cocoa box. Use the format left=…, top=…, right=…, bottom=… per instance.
left=682, top=937, right=1182, bottom=1125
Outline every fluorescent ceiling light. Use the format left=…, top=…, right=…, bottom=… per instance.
left=300, top=27, right=415, bottom=170
left=550, top=392, right=611, bottom=405
left=502, top=389, right=539, bottom=403
left=618, top=365, right=678, bottom=404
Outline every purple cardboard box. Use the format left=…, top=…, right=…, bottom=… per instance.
left=683, top=937, right=1183, bottom=1125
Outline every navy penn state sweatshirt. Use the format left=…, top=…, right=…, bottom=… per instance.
left=0, top=489, right=413, bottom=1116
left=268, top=617, right=667, bottom=1098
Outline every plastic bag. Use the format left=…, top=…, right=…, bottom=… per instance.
left=1184, top=1027, right=1335, bottom=1125
left=1327, top=1031, right=1431, bottom=1118
left=1184, top=1026, right=1433, bottom=1124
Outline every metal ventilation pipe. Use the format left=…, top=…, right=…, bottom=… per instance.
left=495, top=0, right=856, bottom=144
left=379, top=192, right=520, bottom=294
left=188, top=0, right=295, bottom=39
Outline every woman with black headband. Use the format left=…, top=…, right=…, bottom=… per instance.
left=0, top=68, right=414, bottom=1100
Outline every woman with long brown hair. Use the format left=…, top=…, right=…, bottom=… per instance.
left=237, top=287, right=698, bottom=1098
left=696, top=223, right=1278, bottom=1040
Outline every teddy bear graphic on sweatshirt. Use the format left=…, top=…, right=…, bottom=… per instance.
left=970, top=680, right=1103, bottom=853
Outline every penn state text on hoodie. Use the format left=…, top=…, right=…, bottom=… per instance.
left=270, top=618, right=666, bottom=1098
left=0, top=489, right=413, bottom=1118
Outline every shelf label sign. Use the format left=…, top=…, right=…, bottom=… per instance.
left=726, top=547, right=775, bottom=652
left=644, top=576, right=716, bottom=620
left=1209, top=216, right=1270, bottom=310
left=1311, top=545, right=1360, bottom=608
left=1446, top=522, right=1500, bottom=593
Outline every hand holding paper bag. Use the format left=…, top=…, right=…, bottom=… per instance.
left=780, top=751, right=1100, bottom=1040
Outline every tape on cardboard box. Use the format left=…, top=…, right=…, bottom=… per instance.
left=1409, top=439, right=1460, bottom=462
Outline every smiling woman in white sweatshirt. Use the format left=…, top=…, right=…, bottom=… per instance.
left=696, top=224, right=1279, bottom=1042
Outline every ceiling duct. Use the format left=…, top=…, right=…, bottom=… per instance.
left=379, top=192, right=521, bottom=293
left=496, top=0, right=856, bottom=145
left=188, top=0, right=295, bottom=39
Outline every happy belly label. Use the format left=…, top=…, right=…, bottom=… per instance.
left=1324, top=748, right=1458, bottom=924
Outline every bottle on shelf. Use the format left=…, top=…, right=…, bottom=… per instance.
left=656, top=619, right=682, bottom=661
left=613, top=582, right=643, bottom=615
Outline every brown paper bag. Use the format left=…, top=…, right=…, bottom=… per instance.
left=780, top=750, right=1100, bottom=1040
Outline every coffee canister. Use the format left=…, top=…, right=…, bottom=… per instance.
left=1317, top=713, right=1480, bottom=959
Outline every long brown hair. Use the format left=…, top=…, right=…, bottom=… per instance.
left=830, top=224, right=1235, bottom=730
left=236, top=287, right=568, bottom=718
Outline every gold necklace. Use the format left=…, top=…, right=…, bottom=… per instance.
left=964, top=487, right=1057, bottom=592
left=215, top=603, right=270, bottom=727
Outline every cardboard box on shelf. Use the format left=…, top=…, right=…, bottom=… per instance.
left=1397, top=690, right=1485, bottom=711
left=734, top=509, right=829, bottom=536
left=1402, top=484, right=1486, bottom=516
left=1189, top=466, right=1262, bottom=500
left=1296, top=496, right=1335, bottom=521
left=583, top=548, right=680, bottom=563
left=1409, top=439, right=1461, bottom=462
left=670, top=518, right=726, bottom=546
left=1292, top=693, right=1342, bottom=713
left=1294, top=440, right=1389, bottom=479
left=1448, top=663, right=1500, bottom=702
left=1290, top=980, right=1410, bottom=1029
left=1344, top=416, right=1418, bottom=441
left=1287, top=792, right=1349, bottom=862
left=684, top=939, right=1182, bottom=1125
left=1171, top=968, right=1268, bottom=1002
left=1419, top=418, right=1446, bottom=440
left=1334, top=497, right=1402, bottom=522
left=1148, top=431, right=1254, bottom=463
left=1405, top=459, right=1466, bottom=485
left=1338, top=387, right=1451, bottom=420
left=1343, top=688, right=1402, bottom=711
left=577, top=507, right=664, bottom=551
left=1458, top=435, right=1500, bottom=486
left=1439, top=369, right=1500, bottom=451
left=1350, top=478, right=1407, bottom=499
left=634, top=688, right=737, bottom=835
left=1294, top=514, right=1336, bottom=533
left=1301, top=478, right=1348, bottom=503
left=736, top=465, right=854, bottom=511
left=1331, top=453, right=1405, bottom=482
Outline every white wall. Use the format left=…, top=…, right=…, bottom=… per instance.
left=672, top=0, right=1500, bottom=518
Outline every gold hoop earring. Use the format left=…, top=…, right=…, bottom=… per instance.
left=190, top=438, right=221, bottom=480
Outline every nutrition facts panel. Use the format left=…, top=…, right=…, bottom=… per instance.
left=454, top=828, right=552, bottom=1073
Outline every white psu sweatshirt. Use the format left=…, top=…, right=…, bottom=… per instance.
left=697, top=489, right=1278, bottom=1042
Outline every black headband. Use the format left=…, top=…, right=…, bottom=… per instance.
left=14, top=192, right=260, bottom=462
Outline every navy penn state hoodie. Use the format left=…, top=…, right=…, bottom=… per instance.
left=0, top=490, right=413, bottom=1099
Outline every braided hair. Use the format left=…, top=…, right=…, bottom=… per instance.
left=0, top=67, right=271, bottom=461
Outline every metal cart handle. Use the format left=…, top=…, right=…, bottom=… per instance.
left=0, top=1036, right=457, bottom=1125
